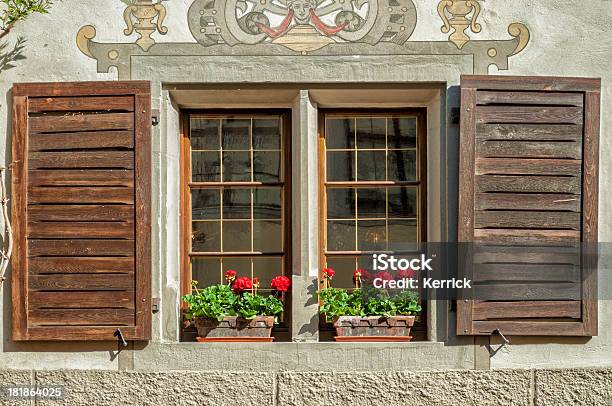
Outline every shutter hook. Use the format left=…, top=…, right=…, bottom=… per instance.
left=114, top=329, right=128, bottom=347
left=486, top=328, right=510, bottom=357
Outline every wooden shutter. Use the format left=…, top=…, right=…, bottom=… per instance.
left=11, top=81, right=152, bottom=341
left=457, top=75, right=600, bottom=336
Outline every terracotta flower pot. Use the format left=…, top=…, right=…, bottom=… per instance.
left=333, top=315, right=415, bottom=342
left=194, top=316, right=274, bottom=339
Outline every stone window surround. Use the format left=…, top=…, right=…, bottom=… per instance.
left=158, top=84, right=454, bottom=344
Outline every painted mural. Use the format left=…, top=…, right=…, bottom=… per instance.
left=77, top=0, right=530, bottom=78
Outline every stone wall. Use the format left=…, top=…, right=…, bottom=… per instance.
left=1, top=368, right=610, bottom=405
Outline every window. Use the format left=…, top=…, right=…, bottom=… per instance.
left=319, top=110, right=427, bottom=288
left=181, top=111, right=291, bottom=299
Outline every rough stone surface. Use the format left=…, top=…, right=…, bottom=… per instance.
left=34, top=370, right=274, bottom=406
left=534, top=369, right=612, bottom=406
left=0, top=370, right=32, bottom=406
left=277, top=370, right=532, bottom=406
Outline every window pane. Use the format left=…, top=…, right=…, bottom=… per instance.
left=327, top=220, right=356, bottom=251
left=222, top=118, right=250, bottom=150
left=327, top=151, right=355, bottom=181
left=192, top=189, right=220, bottom=220
left=357, top=188, right=386, bottom=218
left=388, top=150, right=417, bottom=181
left=222, top=257, right=251, bottom=278
left=192, top=151, right=220, bottom=182
left=222, top=151, right=251, bottom=182
left=326, top=118, right=355, bottom=149
left=388, top=117, right=417, bottom=149
left=222, top=221, right=251, bottom=252
left=325, top=257, right=358, bottom=289
left=388, top=219, right=418, bottom=246
left=191, top=118, right=220, bottom=150
left=357, top=150, right=386, bottom=181
left=192, top=258, right=221, bottom=287
left=253, top=220, right=282, bottom=252
left=253, top=257, right=283, bottom=291
left=192, top=221, right=221, bottom=252
left=327, top=188, right=355, bottom=219
left=253, top=151, right=280, bottom=182
left=223, top=188, right=250, bottom=219
left=356, top=117, right=386, bottom=149
left=254, top=187, right=281, bottom=219
left=388, top=187, right=417, bottom=218
left=357, top=220, right=386, bottom=251
left=253, top=118, right=280, bottom=150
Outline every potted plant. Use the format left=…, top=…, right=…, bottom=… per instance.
left=319, top=268, right=422, bottom=342
left=182, top=270, right=291, bottom=342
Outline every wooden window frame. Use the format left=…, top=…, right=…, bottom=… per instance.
left=179, top=109, right=292, bottom=310
left=317, top=108, right=428, bottom=279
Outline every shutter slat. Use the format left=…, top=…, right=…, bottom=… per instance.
left=458, top=75, right=600, bottom=337
left=29, top=239, right=134, bottom=256
left=28, top=96, right=134, bottom=112
left=30, top=257, right=134, bottom=274
left=29, top=131, right=134, bottom=151
left=28, top=205, right=134, bottom=221
left=29, top=112, right=134, bottom=133
left=29, top=170, right=134, bottom=187
left=29, top=291, right=134, bottom=309
left=28, top=309, right=134, bottom=326
left=29, top=274, right=134, bottom=291
left=28, top=187, right=134, bottom=204
left=27, top=221, right=134, bottom=239
left=29, top=151, right=134, bottom=169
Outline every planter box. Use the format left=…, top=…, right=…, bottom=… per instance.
left=333, top=316, right=415, bottom=342
left=194, top=316, right=274, bottom=339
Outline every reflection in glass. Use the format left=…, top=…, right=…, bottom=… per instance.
left=192, top=151, right=221, bottom=182
left=191, top=258, right=221, bottom=287
left=191, top=119, right=220, bottom=150
left=223, top=188, right=250, bottom=219
left=327, top=188, right=355, bottom=219
left=388, top=118, right=417, bottom=149
left=388, top=150, right=417, bottom=181
left=388, top=187, right=417, bottom=218
left=222, top=221, right=251, bottom=252
left=253, top=151, right=280, bottom=182
left=357, top=188, right=386, bottom=218
left=357, top=150, right=385, bottom=181
left=253, top=257, right=283, bottom=288
left=325, top=256, right=358, bottom=288
left=326, top=118, right=355, bottom=149
left=254, top=187, right=281, bottom=219
left=357, top=220, right=386, bottom=251
left=253, top=220, right=282, bottom=252
left=192, top=189, right=220, bottom=220
left=222, top=257, right=251, bottom=276
left=253, top=118, right=280, bottom=150
left=192, top=221, right=221, bottom=252
left=327, top=220, right=356, bottom=251
left=356, top=118, right=386, bottom=149
left=222, top=119, right=250, bottom=150
left=327, top=151, right=355, bottom=181
left=388, top=219, right=418, bottom=246
left=222, top=151, right=251, bottom=182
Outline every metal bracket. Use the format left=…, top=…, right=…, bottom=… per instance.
left=486, top=328, right=510, bottom=357
left=151, top=109, right=160, bottom=126
left=151, top=297, right=160, bottom=313
left=114, top=329, right=128, bottom=348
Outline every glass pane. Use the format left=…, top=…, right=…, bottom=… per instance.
left=253, top=257, right=283, bottom=291
left=223, top=188, right=251, bottom=219
left=191, top=118, right=220, bottom=150
left=192, top=221, right=221, bottom=252
left=253, top=151, right=280, bottom=182
left=388, top=117, right=417, bottom=149
left=222, top=151, right=251, bottom=182
left=254, top=187, right=281, bottom=219
left=326, top=118, right=355, bottom=149
left=253, top=220, right=282, bottom=252
left=388, top=150, right=417, bottom=181
left=356, top=117, right=386, bottom=149
left=357, top=188, right=386, bottom=218
left=222, top=118, right=250, bottom=150
left=222, top=257, right=252, bottom=278
left=327, top=220, right=356, bottom=251
left=327, top=151, right=355, bottom=181
left=357, top=220, right=386, bottom=251
left=325, top=257, right=358, bottom=289
left=327, top=188, right=355, bottom=219
left=388, top=219, right=418, bottom=246
left=192, top=189, right=220, bottom=220
left=222, top=220, right=251, bottom=252
left=253, top=118, right=280, bottom=150
left=357, top=150, right=386, bottom=181
left=388, top=187, right=417, bottom=218
left=192, top=151, right=221, bottom=182
left=191, top=258, right=221, bottom=287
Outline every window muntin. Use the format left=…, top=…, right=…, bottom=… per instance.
left=321, top=111, right=426, bottom=288
left=183, top=113, right=290, bottom=295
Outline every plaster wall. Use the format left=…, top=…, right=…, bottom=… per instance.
left=0, top=0, right=610, bottom=372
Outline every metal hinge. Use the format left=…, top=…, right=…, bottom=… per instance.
left=152, top=109, right=160, bottom=126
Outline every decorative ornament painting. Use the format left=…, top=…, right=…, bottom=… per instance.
left=437, top=0, right=482, bottom=49
left=121, top=0, right=168, bottom=51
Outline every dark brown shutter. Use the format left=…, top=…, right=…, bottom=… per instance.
left=11, top=81, right=152, bottom=341
left=457, top=75, right=600, bottom=336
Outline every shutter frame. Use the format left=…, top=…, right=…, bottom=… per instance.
left=11, top=81, right=152, bottom=341
left=457, top=75, right=600, bottom=337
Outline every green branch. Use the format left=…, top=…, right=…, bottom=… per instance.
left=0, top=0, right=55, bottom=40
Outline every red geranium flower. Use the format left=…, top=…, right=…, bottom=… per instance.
left=253, top=277, right=260, bottom=287
left=232, top=276, right=253, bottom=294
left=225, top=269, right=237, bottom=283
left=374, top=271, right=394, bottom=281
left=271, top=275, right=291, bottom=292
left=353, top=269, right=364, bottom=279
left=323, top=268, right=335, bottom=279
left=360, top=269, right=372, bottom=281
left=397, top=268, right=416, bottom=279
